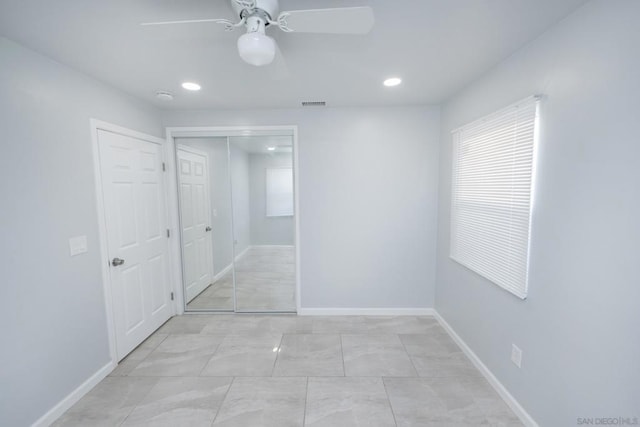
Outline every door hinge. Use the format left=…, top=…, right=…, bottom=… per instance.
left=170, top=292, right=174, bottom=301
left=162, top=162, right=166, bottom=172
left=166, top=229, right=170, bottom=238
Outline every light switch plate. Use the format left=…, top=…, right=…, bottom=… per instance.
left=69, top=235, right=88, bottom=256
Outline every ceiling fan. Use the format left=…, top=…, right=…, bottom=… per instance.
left=141, top=0, right=375, bottom=67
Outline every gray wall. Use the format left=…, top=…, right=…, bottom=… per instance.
left=249, top=152, right=294, bottom=246
left=163, top=106, right=441, bottom=309
left=230, top=145, right=251, bottom=256
left=175, top=138, right=234, bottom=275
left=0, top=37, right=162, bottom=426
left=434, top=1, right=640, bottom=425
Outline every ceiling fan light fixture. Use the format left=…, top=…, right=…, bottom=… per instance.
left=237, top=31, right=276, bottom=66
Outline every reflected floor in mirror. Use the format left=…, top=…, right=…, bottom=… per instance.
left=235, top=246, right=295, bottom=312
left=186, top=271, right=234, bottom=311
left=187, top=246, right=295, bottom=312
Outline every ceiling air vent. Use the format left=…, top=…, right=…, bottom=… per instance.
left=301, top=101, right=326, bottom=107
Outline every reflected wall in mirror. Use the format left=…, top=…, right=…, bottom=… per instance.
left=175, top=137, right=234, bottom=311
left=175, top=131, right=297, bottom=313
left=229, top=136, right=296, bottom=312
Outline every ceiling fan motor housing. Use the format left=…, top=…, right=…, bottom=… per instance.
left=232, top=0, right=279, bottom=21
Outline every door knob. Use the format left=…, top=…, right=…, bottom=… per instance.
left=112, top=258, right=125, bottom=266
left=205, top=226, right=212, bottom=232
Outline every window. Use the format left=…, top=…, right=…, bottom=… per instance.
left=450, top=96, right=540, bottom=299
left=266, top=168, right=294, bottom=217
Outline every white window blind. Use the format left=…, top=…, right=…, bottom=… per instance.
left=266, top=168, right=294, bottom=217
left=450, top=96, right=540, bottom=299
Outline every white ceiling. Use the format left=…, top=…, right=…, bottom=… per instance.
left=0, top=0, right=587, bottom=110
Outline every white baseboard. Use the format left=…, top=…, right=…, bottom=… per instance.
left=213, top=263, right=233, bottom=282
left=433, top=311, right=538, bottom=427
left=32, top=361, right=114, bottom=427
left=210, top=246, right=251, bottom=284
left=234, top=245, right=251, bottom=261
left=298, top=308, right=435, bottom=316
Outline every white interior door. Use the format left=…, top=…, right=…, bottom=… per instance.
left=98, top=129, right=173, bottom=360
left=177, top=146, right=215, bottom=303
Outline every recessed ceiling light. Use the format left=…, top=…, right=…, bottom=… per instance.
left=383, top=77, right=402, bottom=87
left=181, top=82, right=201, bottom=91
left=267, top=147, right=276, bottom=151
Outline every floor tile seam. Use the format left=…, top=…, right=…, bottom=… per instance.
left=130, top=373, right=226, bottom=378
left=282, top=332, right=342, bottom=336
left=382, top=376, right=455, bottom=421
left=423, top=374, right=493, bottom=421
left=397, top=333, right=420, bottom=377
left=119, top=332, right=170, bottom=373
left=196, top=340, right=225, bottom=377
left=130, top=375, right=213, bottom=379
left=467, top=391, right=509, bottom=423
left=302, top=377, right=310, bottom=426
left=381, top=377, right=400, bottom=427
left=197, top=329, right=232, bottom=337
left=341, top=332, right=421, bottom=377
left=209, top=376, right=236, bottom=426
left=149, top=333, right=170, bottom=352
left=115, top=376, right=161, bottom=427
left=339, top=334, right=347, bottom=377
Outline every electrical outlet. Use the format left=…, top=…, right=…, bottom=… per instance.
left=511, top=344, right=523, bottom=368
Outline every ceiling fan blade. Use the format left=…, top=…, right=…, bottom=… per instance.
left=277, top=7, right=374, bottom=34
left=140, top=18, right=233, bottom=26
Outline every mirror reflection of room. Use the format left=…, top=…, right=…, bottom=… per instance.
left=176, top=137, right=235, bottom=311
left=230, top=135, right=295, bottom=312
left=175, top=134, right=296, bottom=313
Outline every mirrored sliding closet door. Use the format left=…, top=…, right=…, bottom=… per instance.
left=229, top=135, right=296, bottom=312
left=174, top=131, right=296, bottom=313
left=176, top=137, right=235, bottom=311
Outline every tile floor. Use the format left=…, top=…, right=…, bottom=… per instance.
left=53, top=315, right=523, bottom=427
left=187, top=246, right=296, bottom=312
